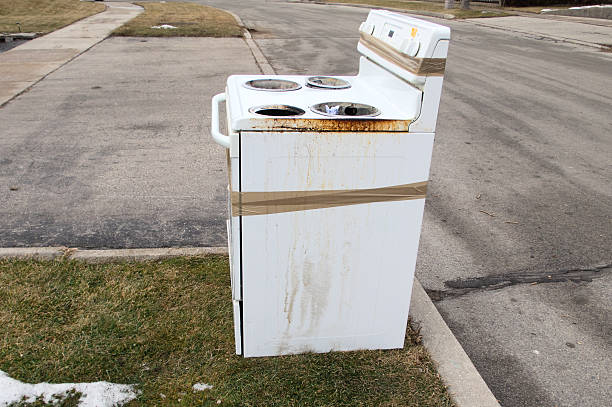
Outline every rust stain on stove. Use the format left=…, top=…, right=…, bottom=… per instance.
left=248, top=118, right=412, bottom=132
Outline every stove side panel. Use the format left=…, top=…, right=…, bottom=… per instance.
left=238, top=131, right=434, bottom=357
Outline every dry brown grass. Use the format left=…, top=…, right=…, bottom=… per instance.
left=0, top=0, right=104, bottom=34
left=0, top=256, right=455, bottom=406
left=323, top=0, right=511, bottom=18
left=505, top=5, right=572, bottom=13
left=112, top=2, right=242, bottom=38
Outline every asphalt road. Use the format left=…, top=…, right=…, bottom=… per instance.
left=0, top=39, right=27, bottom=53
left=1, top=1, right=611, bottom=406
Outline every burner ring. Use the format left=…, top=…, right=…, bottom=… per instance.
left=243, top=79, right=301, bottom=92
left=306, top=76, right=351, bottom=89
left=249, top=105, right=306, bottom=117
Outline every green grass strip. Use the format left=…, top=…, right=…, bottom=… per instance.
left=0, top=257, right=454, bottom=406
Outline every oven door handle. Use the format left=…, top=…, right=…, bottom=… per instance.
left=211, top=92, right=230, bottom=148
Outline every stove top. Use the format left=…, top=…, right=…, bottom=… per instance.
left=225, top=73, right=423, bottom=132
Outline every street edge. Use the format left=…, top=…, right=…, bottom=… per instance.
left=0, top=245, right=500, bottom=406
left=0, top=246, right=227, bottom=263
left=410, top=280, right=501, bottom=407
left=223, top=9, right=276, bottom=75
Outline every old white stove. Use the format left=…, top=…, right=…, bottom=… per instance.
left=211, top=10, right=450, bottom=357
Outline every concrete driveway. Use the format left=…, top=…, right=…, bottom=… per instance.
left=1, top=1, right=610, bottom=406
left=0, top=36, right=258, bottom=248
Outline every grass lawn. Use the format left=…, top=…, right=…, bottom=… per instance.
left=0, top=0, right=104, bottom=34
left=112, top=2, right=242, bottom=38
left=323, top=0, right=510, bottom=18
left=0, top=256, right=454, bottom=406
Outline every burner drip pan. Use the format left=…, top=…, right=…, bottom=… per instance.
left=243, top=79, right=301, bottom=91
left=306, top=76, right=351, bottom=89
left=310, top=102, right=380, bottom=117
left=249, top=105, right=306, bottom=117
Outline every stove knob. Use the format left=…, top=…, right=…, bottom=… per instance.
left=401, top=39, right=420, bottom=57
left=359, top=22, right=375, bottom=35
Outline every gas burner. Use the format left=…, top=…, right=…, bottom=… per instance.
left=310, top=102, right=380, bottom=117
left=306, top=76, right=351, bottom=89
left=249, top=104, right=305, bottom=117
left=243, top=79, right=301, bottom=92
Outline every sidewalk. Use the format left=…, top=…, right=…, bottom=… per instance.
left=0, top=2, right=142, bottom=106
left=466, top=14, right=612, bottom=49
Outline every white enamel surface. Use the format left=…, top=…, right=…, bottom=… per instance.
left=225, top=11, right=449, bottom=133
left=357, top=10, right=450, bottom=90
left=360, top=9, right=451, bottom=59
left=211, top=93, right=230, bottom=148
left=240, top=132, right=433, bottom=190
left=221, top=11, right=449, bottom=357
left=409, top=39, right=450, bottom=133
left=235, top=131, right=433, bottom=357
left=226, top=74, right=422, bottom=131
left=232, top=300, right=242, bottom=355
left=227, top=119, right=242, bottom=302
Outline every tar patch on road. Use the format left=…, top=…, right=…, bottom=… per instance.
left=427, top=263, right=612, bottom=301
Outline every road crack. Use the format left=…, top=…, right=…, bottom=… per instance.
left=427, top=263, right=612, bottom=301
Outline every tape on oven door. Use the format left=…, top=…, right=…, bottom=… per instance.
left=359, top=32, right=446, bottom=76
left=231, top=181, right=428, bottom=216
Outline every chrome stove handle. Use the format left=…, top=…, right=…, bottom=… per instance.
left=211, top=92, right=230, bottom=148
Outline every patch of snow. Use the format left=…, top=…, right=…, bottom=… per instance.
left=540, top=9, right=554, bottom=12
left=192, top=383, right=213, bottom=392
left=569, top=5, right=612, bottom=10
left=151, top=24, right=177, bottom=29
left=0, top=370, right=138, bottom=407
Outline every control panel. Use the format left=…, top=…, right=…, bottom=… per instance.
left=359, top=10, right=450, bottom=59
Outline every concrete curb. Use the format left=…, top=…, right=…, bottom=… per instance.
left=69, top=247, right=228, bottom=262
left=0, top=245, right=500, bottom=406
left=224, top=9, right=276, bottom=75
left=0, top=247, right=228, bottom=262
left=0, top=33, right=41, bottom=41
left=410, top=280, right=501, bottom=407
left=0, top=247, right=66, bottom=260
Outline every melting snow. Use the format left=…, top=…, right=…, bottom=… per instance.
left=569, top=5, right=612, bottom=10
left=0, top=370, right=138, bottom=407
left=192, top=383, right=213, bottom=392
left=151, top=24, right=177, bottom=29
left=542, top=5, right=611, bottom=12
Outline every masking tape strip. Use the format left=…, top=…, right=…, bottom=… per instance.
left=359, top=33, right=446, bottom=76
left=231, top=181, right=428, bottom=216
left=225, top=150, right=232, bottom=186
